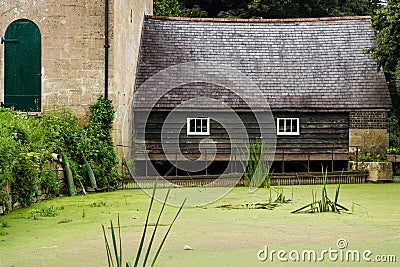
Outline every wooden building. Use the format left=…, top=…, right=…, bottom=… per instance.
left=133, top=15, right=391, bottom=176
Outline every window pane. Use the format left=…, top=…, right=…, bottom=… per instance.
left=291, top=119, right=298, bottom=132
left=196, top=119, right=201, bottom=132
left=202, top=119, right=207, bottom=132
left=278, top=119, right=285, bottom=132
left=285, top=119, right=291, bottom=132
left=189, top=119, right=195, bottom=132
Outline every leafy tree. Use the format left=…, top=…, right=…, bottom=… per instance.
left=181, top=5, right=208, bottom=17
left=369, top=0, right=400, bottom=117
left=370, top=0, right=400, bottom=72
left=178, top=0, right=381, bottom=18
left=154, top=0, right=181, bottom=16
left=179, top=0, right=223, bottom=17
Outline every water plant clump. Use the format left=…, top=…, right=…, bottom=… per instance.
left=269, top=178, right=291, bottom=204
left=239, top=138, right=271, bottom=188
left=291, top=168, right=348, bottom=214
left=30, top=205, right=63, bottom=219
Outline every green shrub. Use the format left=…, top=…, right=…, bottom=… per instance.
left=84, top=97, right=119, bottom=189
left=0, top=97, right=120, bottom=212
left=0, top=109, right=45, bottom=207
left=38, top=97, right=119, bottom=189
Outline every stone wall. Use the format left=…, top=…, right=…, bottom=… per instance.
left=0, top=0, right=153, bottom=155
left=0, top=0, right=110, bottom=115
left=349, top=110, right=388, bottom=129
left=349, top=110, right=389, bottom=160
left=112, top=0, right=152, bottom=155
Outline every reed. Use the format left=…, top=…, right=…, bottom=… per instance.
left=292, top=168, right=348, bottom=214
left=239, top=138, right=271, bottom=189
left=103, top=178, right=186, bottom=267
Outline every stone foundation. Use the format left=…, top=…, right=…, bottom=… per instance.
left=349, top=161, right=393, bottom=182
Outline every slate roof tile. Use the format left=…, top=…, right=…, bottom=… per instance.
left=135, top=16, right=391, bottom=110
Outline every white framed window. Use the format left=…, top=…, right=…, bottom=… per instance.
left=277, top=118, right=300, bottom=135
left=187, top=117, right=210, bottom=136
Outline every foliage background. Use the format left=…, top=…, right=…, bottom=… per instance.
left=154, top=0, right=382, bottom=18
left=369, top=0, right=400, bottom=151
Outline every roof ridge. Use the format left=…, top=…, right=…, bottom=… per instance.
left=145, top=15, right=371, bottom=23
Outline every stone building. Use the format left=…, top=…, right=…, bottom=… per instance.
left=0, top=0, right=153, bottom=148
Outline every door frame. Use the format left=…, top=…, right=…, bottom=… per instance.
left=3, top=19, right=41, bottom=112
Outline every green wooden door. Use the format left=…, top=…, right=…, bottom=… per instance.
left=4, top=19, right=41, bottom=112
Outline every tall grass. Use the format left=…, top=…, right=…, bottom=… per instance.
left=239, top=138, right=271, bottom=190
left=271, top=179, right=291, bottom=204
left=292, top=168, right=348, bottom=214
left=102, top=179, right=186, bottom=266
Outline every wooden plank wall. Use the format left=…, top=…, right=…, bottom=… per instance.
left=134, top=110, right=349, bottom=163
left=274, top=112, right=349, bottom=161
left=135, top=110, right=274, bottom=161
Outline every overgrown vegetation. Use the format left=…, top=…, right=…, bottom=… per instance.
left=41, top=96, right=119, bottom=190
left=0, top=109, right=58, bottom=209
left=0, top=97, right=119, bottom=213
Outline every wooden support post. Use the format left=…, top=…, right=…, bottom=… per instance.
left=234, top=147, right=237, bottom=173
left=205, top=148, right=208, bottom=177
left=175, top=150, right=178, bottom=178
left=231, top=147, right=235, bottom=173
left=145, top=155, right=148, bottom=178
left=231, top=147, right=234, bottom=173
left=282, top=148, right=285, bottom=173
left=331, top=147, right=334, bottom=172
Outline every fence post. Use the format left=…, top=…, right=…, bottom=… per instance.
left=355, top=146, right=359, bottom=171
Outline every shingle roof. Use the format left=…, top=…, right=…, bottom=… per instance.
left=135, top=16, right=391, bottom=110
